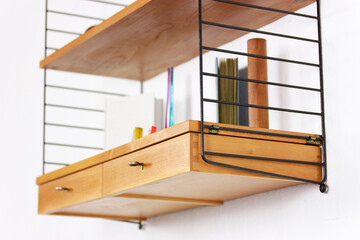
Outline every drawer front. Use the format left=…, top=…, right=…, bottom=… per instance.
left=191, top=133, right=322, bottom=182
left=38, top=165, right=102, bottom=214
left=103, top=134, right=191, bottom=196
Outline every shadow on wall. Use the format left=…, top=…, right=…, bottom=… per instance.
left=142, top=184, right=320, bottom=238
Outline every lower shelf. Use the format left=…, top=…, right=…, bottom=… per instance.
left=52, top=172, right=303, bottom=221
left=37, top=120, right=322, bottom=220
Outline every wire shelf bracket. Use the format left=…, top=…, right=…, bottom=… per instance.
left=198, top=0, right=328, bottom=193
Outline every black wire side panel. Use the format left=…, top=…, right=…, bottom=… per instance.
left=198, top=0, right=327, bottom=192
left=42, top=0, right=143, bottom=229
left=42, top=0, right=136, bottom=174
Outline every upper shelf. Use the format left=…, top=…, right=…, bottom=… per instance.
left=40, top=0, right=316, bottom=81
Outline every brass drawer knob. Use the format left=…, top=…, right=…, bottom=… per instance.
left=55, top=186, right=70, bottom=192
left=128, top=161, right=144, bottom=171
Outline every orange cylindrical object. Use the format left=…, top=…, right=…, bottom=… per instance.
left=247, top=38, right=269, bottom=128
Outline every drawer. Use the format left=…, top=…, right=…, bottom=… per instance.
left=38, top=165, right=102, bottom=214
left=191, top=133, right=322, bottom=181
left=103, top=134, right=191, bottom=196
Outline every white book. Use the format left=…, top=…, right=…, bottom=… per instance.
left=104, top=93, right=163, bottom=150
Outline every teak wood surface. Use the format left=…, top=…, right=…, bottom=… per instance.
left=53, top=195, right=214, bottom=220
left=116, top=193, right=223, bottom=206
left=38, top=165, right=102, bottom=214
left=37, top=121, right=322, bottom=220
left=36, top=120, right=319, bottom=185
left=40, top=0, right=315, bottom=80
left=102, top=134, right=191, bottom=196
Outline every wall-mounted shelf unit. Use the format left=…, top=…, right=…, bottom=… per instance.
left=37, top=121, right=322, bottom=221
left=38, top=0, right=327, bottom=224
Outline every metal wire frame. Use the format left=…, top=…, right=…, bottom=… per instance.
left=86, top=0, right=128, bottom=7
left=43, top=1, right=110, bottom=172
left=114, top=220, right=144, bottom=230
left=42, top=0, right=145, bottom=228
left=198, top=0, right=328, bottom=192
left=42, top=0, right=146, bottom=172
left=47, top=9, right=106, bottom=21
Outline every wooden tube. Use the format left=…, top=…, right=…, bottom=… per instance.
left=247, top=38, right=269, bottom=128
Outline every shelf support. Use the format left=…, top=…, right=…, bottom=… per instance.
left=199, top=0, right=328, bottom=193
left=116, top=220, right=144, bottom=230
left=316, top=0, right=328, bottom=193
left=52, top=212, right=145, bottom=229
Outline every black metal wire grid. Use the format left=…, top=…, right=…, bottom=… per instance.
left=198, top=0, right=328, bottom=193
left=42, top=0, right=143, bottom=173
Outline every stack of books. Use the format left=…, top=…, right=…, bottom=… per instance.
left=217, top=58, right=249, bottom=126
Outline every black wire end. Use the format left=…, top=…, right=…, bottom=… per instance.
left=319, top=183, right=328, bottom=193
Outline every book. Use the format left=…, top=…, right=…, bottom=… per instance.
left=104, top=93, right=163, bottom=150
left=217, top=59, right=249, bottom=126
left=217, top=58, right=238, bottom=125
left=238, top=67, right=249, bottom=126
left=165, top=67, right=174, bottom=128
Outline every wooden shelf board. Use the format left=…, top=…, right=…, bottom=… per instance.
left=38, top=121, right=321, bottom=220
left=118, top=171, right=301, bottom=202
left=52, top=212, right=146, bottom=221
left=36, top=120, right=319, bottom=185
left=115, top=193, right=223, bottom=206
left=40, top=0, right=315, bottom=80
left=36, top=120, right=196, bottom=185
left=51, top=171, right=300, bottom=220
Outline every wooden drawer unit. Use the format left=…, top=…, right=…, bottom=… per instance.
left=36, top=121, right=323, bottom=221
left=191, top=133, right=322, bottom=182
left=38, top=165, right=102, bottom=214
left=103, top=134, right=191, bottom=196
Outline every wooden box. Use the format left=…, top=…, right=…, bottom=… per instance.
left=37, top=120, right=321, bottom=220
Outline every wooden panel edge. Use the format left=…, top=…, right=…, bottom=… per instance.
left=37, top=120, right=320, bottom=185
left=103, top=134, right=192, bottom=197
left=115, top=193, right=223, bottom=206
left=50, top=212, right=146, bottom=221
left=40, top=0, right=152, bottom=69
left=189, top=121, right=320, bottom=138
left=36, top=150, right=112, bottom=185
left=202, top=122, right=320, bottom=144
left=190, top=132, right=322, bottom=182
left=110, top=120, right=193, bottom=159
left=38, top=165, right=103, bottom=214
left=37, top=120, right=194, bottom=185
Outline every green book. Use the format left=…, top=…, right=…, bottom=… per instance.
left=217, top=58, right=238, bottom=125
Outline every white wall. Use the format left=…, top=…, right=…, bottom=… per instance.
left=1, top=0, right=359, bottom=239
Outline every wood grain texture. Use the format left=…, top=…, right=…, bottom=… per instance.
left=202, top=121, right=316, bottom=144
left=52, top=212, right=146, bottom=221
left=102, top=134, right=191, bottom=196
left=248, top=38, right=269, bottom=128
left=36, top=120, right=196, bottom=185
left=38, top=165, right=102, bottom=214
left=37, top=120, right=320, bottom=185
left=36, top=149, right=111, bottom=185
left=51, top=171, right=300, bottom=219
left=38, top=129, right=322, bottom=219
left=53, top=196, right=210, bottom=220
left=116, top=193, right=223, bottom=205
left=119, top=172, right=300, bottom=202
left=40, top=0, right=315, bottom=80
left=190, top=133, right=322, bottom=182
